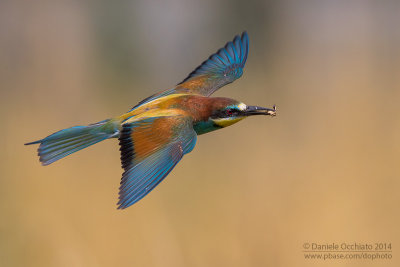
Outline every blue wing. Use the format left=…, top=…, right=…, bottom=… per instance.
left=176, top=31, right=249, bottom=96
left=117, top=116, right=197, bottom=209
left=129, top=32, right=249, bottom=111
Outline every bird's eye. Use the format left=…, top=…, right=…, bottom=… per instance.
left=225, top=109, right=233, bottom=116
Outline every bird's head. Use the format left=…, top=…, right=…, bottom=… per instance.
left=209, top=98, right=276, bottom=128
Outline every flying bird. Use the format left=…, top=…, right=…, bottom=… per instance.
left=25, top=32, right=276, bottom=209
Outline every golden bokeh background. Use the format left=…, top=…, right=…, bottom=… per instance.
left=1, top=1, right=399, bottom=266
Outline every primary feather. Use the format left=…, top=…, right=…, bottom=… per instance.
left=117, top=115, right=196, bottom=209
left=128, top=32, right=249, bottom=109
left=177, top=31, right=249, bottom=95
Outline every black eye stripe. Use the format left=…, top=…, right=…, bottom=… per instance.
left=225, top=108, right=240, bottom=117
left=211, top=108, right=241, bottom=119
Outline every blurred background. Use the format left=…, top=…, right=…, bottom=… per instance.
left=1, top=1, right=399, bottom=266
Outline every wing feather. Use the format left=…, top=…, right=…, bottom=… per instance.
left=176, top=31, right=249, bottom=96
left=128, top=32, right=250, bottom=110
left=117, top=115, right=196, bottom=209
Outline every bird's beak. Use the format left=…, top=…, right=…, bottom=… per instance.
left=245, top=105, right=277, bottom=117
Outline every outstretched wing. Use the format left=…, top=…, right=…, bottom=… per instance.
left=129, top=32, right=249, bottom=110
left=176, top=31, right=249, bottom=96
left=117, top=115, right=197, bottom=209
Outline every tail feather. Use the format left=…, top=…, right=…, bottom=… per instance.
left=25, top=120, right=119, bottom=165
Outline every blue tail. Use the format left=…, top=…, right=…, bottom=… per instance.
left=25, top=120, right=119, bottom=165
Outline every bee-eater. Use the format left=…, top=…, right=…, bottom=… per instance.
left=26, top=32, right=276, bottom=209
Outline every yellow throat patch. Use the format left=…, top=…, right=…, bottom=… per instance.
left=213, top=117, right=245, bottom=127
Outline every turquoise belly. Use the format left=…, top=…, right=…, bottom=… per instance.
left=193, top=120, right=222, bottom=135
